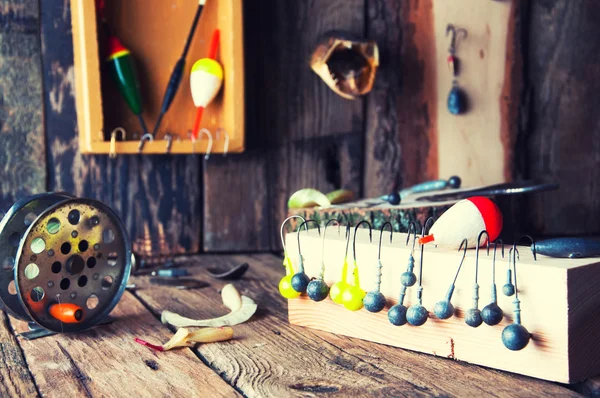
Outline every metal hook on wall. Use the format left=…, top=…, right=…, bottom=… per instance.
left=109, top=127, right=127, bottom=159
left=192, top=128, right=214, bottom=160
left=164, top=134, right=173, bottom=153
left=216, top=128, right=230, bottom=157
left=137, top=133, right=154, bottom=153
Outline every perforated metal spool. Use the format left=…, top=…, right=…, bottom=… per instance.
left=0, top=193, right=73, bottom=320
left=13, top=198, right=131, bottom=333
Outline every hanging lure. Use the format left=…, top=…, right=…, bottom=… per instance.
left=190, top=29, right=223, bottom=140
left=502, top=236, right=536, bottom=351
left=406, top=217, right=435, bottom=326
left=342, top=221, right=372, bottom=311
left=363, top=222, right=392, bottom=313
left=445, top=24, right=468, bottom=115
left=481, top=239, right=504, bottom=326
left=329, top=225, right=352, bottom=304
left=388, top=222, right=418, bottom=326
left=292, top=220, right=321, bottom=293
left=153, top=0, right=208, bottom=137
left=306, top=219, right=340, bottom=301
left=96, top=0, right=149, bottom=138
left=278, top=215, right=307, bottom=299
left=433, top=238, right=468, bottom=320
left=465, top=231, right=490, bottom=327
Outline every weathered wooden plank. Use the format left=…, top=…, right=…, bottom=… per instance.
left=40, top=0, right=202, bottom=255
left=203, top=0, right=365, bottom=252
left=433, top=0, right=516, bottom=186
left=522, top=0, right=600, bottom=237
left=10, top=293, right=238, bottom=398
left=130, top=254, right=578, bottom=397
left=203, top=153, right=269, bottom=251
left=0, top=311, right=39, bottom=397
left=364, top=0, right=437, bottom=198
left=0, top=0, right=46, bottom=212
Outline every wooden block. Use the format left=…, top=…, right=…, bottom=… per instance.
left=70, top=0, right=244, bottom=155
left=285, top=229, right=600, bottom=383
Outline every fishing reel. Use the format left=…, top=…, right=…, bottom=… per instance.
left=0, top=193, right=132, bottom=338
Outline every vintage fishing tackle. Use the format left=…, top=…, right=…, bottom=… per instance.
left=363, top=222, right=392, bottom=313
left=0, top=194, right=132, bottom=338
left=406, top=217, right=434, bottom=326
left=190, top=29, right=223, bottom=140
left=419, top=196, right=503, bottom=248
left=341, top=221, right=372, bottom=311
left=481, top=239, right=504, bottom=326
left=95, top=0, right=149, bottom=139
left=465, top=231, right=490, bottom=327
left=400, top=222, right=418, bottom=287
left=278, top=215, right=306, bottom=299
left=329, top=225, right=352, bottom=304
left=433, top=238, right=468, bottom=320
left=502, top=236, right=536, bottom=351
left=153, top=0, right=208, bottom=137
left=291, top=220, right=321, bottom=293
left=388, top=222, right=418, bottom=326
left=306, top=219, right=340, bottom=301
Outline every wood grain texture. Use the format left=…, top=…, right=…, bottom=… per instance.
left=203, top=153, right=269, bottom=251
left=434, top=0, right=514, bottom=186
left=0, top=0, right=46, bottom=212
left=130, top=253, right=579, bottom=396
left=522, top=0, right=600, bottom=236
left=201, top=0, right=366, bottom=252
left=10, top=293, right=238, bottom=398
left=41, top=1, right=201, bottom=255
left=364, top=0, right=437, bottom=198
left=286, top=230, right=600, bottom=382
left=567, top=262, right=600, bottom=382
left=0, top=311, right=38, bottom=397
left=499, top=0, right=527, bottom=183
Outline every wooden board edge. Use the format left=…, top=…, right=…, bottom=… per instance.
left=70, top=0, right=104, bottom=153
left=80, top=139, right=242, bottom=155
left=567, top=262, right=600, bottom=383
left=499, top=0, right=524, bottom=182
left=288, top=296, right=570, bottom=383
left=227, top=0, right=245, bottom=150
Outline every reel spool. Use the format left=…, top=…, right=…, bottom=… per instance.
left=0, top=193, right=131, bottom=334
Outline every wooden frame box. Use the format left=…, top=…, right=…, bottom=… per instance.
left=70, top=0, right=245, bottom=155
left=285, top=229, right=600, bottom=383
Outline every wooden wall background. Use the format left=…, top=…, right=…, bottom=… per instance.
left=0, top=0, right=598, bottom=255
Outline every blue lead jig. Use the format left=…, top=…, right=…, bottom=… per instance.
left=447, top=83, right=467, bottom=115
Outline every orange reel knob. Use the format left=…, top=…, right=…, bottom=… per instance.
left=49, top=303, right=84, bottom=323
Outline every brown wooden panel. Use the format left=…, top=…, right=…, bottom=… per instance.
left=130, top=254, right=579, bottom=396
left=10, top=293, right=238, bottom=397
left=203, top=153, right=269, bottom=251
left=0, top=0, right=46, bottom=212
left=363, top=0, right=437, bottom=198
left=0, top=312, right=38, bottom=397
left=523, top=0, right=600, bottom=236
left=204, top=0, right=366, bottom=252
left=41, top=1, right=201, bottom=255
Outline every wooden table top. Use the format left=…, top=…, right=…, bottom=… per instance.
left=0, top=254, right=594, bottom=397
